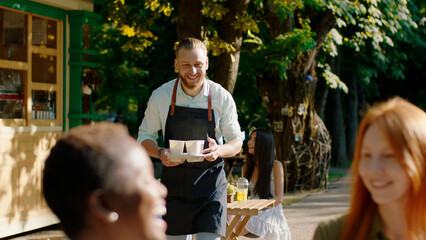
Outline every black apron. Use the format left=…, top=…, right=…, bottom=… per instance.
left=161, top=79, right=227, bottom=236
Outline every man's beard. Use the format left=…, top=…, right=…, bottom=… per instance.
left=179, top=73, right=203, bottom=90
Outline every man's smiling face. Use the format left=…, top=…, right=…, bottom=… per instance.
left=175, top=47, right=208, bottom=96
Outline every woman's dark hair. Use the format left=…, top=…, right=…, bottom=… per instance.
left=42, top=122, right=136, bottom=238
left=244, top=128, right=275, bottom=199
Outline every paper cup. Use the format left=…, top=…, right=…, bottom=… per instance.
left=186, top=140, right=205, bottom=155
left=169, top=140, right=185, bottom=155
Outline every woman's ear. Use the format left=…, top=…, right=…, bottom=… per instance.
left=88, top=190, right=119, bottom=223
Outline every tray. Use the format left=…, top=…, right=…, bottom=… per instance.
left=166, top=153, right=204, bottom=162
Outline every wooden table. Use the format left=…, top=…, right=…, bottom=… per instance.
left=223, top=199, right=275, bottom=240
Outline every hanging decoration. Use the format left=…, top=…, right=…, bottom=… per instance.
left=274, top=120, right=283, bottom=132
left=81, top=69, right=103, bottom=94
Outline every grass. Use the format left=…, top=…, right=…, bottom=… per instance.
left=328, top=172, right=346, bottom=181
left=282, top=171, right=348, bottom=207
left=282, top=197, right=303, bottom=207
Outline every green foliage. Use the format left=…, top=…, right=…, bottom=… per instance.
left=356, top=0, right=426, bottom=109
left=202, top=0, right=229, bottom=21
left=315, top=0, right=423, bottom=98
left=271, top=0, right=302, bottom=19
left=92, top=0, right=178, bottom=135
left=233, top=11, right=260, bottom=33
left=317, top=63, right=348, bottom=93
left=234, top=51, right=270, bottom=137
left=265, top=28, right=316, bottom=80
left=322, top=28, right=342, bottom=57
left=207, top=34, right=236, bottom=57
left=104, top=0, right=174, bottom=52
left=93, top=0, right=425, bottom=137
left=201, top=1, right=260, bottom=58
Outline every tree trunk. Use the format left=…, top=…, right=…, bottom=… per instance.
left=256, top=5, right=335, bottom=191
left=315, top=77, right=329, bottom=121
left=213, top=0, right=250, bottom=93
left=257, top=61, right=331, bottom=191
left=325, top=88, right=347, bottom=167
left=325, top=52, right=347, bottom=167
left=177, top=0, right=203, bottom=40
left=265, top=0, right=293, bottom=38
left=358, top=81, right=367, bottom=121
left=345, top=74, right=358, bottom=162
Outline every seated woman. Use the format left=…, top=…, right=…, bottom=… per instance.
left=314, top=97, right=426, bottom=240
left=42, top=122, right=168, bottom=240
left=240, top=128, right=291, bottom=240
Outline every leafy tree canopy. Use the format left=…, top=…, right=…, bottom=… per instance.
left=93, top=0, right=424, bottom=132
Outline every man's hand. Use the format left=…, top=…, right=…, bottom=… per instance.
left=202, top=137, right=220, bottom=162
left=160, top=148, right=184, bottom=167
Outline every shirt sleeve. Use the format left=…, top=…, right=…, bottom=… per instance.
left=313, top=221, right=329, bottom=240
left=219, top=89, right=245, bottom=142
left=137, top=89, right=162, bottom=144
left=312, top=215, right=345, bottom=240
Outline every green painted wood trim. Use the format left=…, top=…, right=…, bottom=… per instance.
left=67, top=10, right=102, bottom=129
left=82, top=49, right=98, bottom=55
left=69, top=61, right=98, bottom=68
left=69, top=49, right=98, bottom=56
left=82, top=62, right=98, bottom=68
left=0, top=0, right=66, bottom=21
left=68, top=113, right=97, bottom=119
left=68, top=65, right=83, bottom=128
left=68, top=10, right=101, bottom=26
left=92, top=0, right=105, bottom=5
left=68, top=17, right=84, bottom=128
left=63, top=20, right=67, bottom=132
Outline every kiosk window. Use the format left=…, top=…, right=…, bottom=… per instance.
left=0, top=9, right=28, bottom=62
left=0, top=68, right=25, bottom=119
left=31, top=90, right=56, bottom=120
left=32, top=53, right=57, bottom=84
left=0, top=6, right=61, bottom=125
left=32, top=16, right=57, bottom=49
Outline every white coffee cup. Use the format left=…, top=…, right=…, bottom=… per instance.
left=186, top=140, right=205, bottom=155
left=169, top=140, right=185, bottom=155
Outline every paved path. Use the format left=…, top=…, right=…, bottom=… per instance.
left=7, top=170, right=351, bottom=240
left=232, top=169, right=351, bottom=240
left=283, top=171, right=351, bottom=240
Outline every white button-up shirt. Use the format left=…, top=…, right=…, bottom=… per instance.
left=137, top=78, right=245, bottom=145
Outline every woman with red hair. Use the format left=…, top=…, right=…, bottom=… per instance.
left=314, top=97, right=426, bottom=240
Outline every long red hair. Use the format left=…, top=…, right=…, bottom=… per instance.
left=339, top=97, right=426, bottom=240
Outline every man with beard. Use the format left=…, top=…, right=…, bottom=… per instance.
left=137, top=37, right=244, bottom=240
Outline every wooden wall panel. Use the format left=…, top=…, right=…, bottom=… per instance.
left=18, top=163, right=42, bottom=213
left=0, top=129, right=62, bottom=237
left=0, top=165, right=17, bottom=217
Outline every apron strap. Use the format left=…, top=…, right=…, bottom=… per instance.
left=208, top=92, right=212, bottom=121
left=171, top=78, right=213, bottom=121
left=170, top=79, right=179, bottom=116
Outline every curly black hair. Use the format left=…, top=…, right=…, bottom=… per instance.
left=42, top=122, right=138, bottom=238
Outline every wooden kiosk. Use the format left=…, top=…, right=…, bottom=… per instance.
left=0, top=0, right=100, bottom=237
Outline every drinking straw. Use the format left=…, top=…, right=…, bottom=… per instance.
left=241, top=164, right=243, bottom=179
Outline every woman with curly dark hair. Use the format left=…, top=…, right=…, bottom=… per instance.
left=43, top=122, right=167, bottom=240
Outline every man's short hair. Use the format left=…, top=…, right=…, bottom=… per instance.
left=175, top=37, right=207, bottom=57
